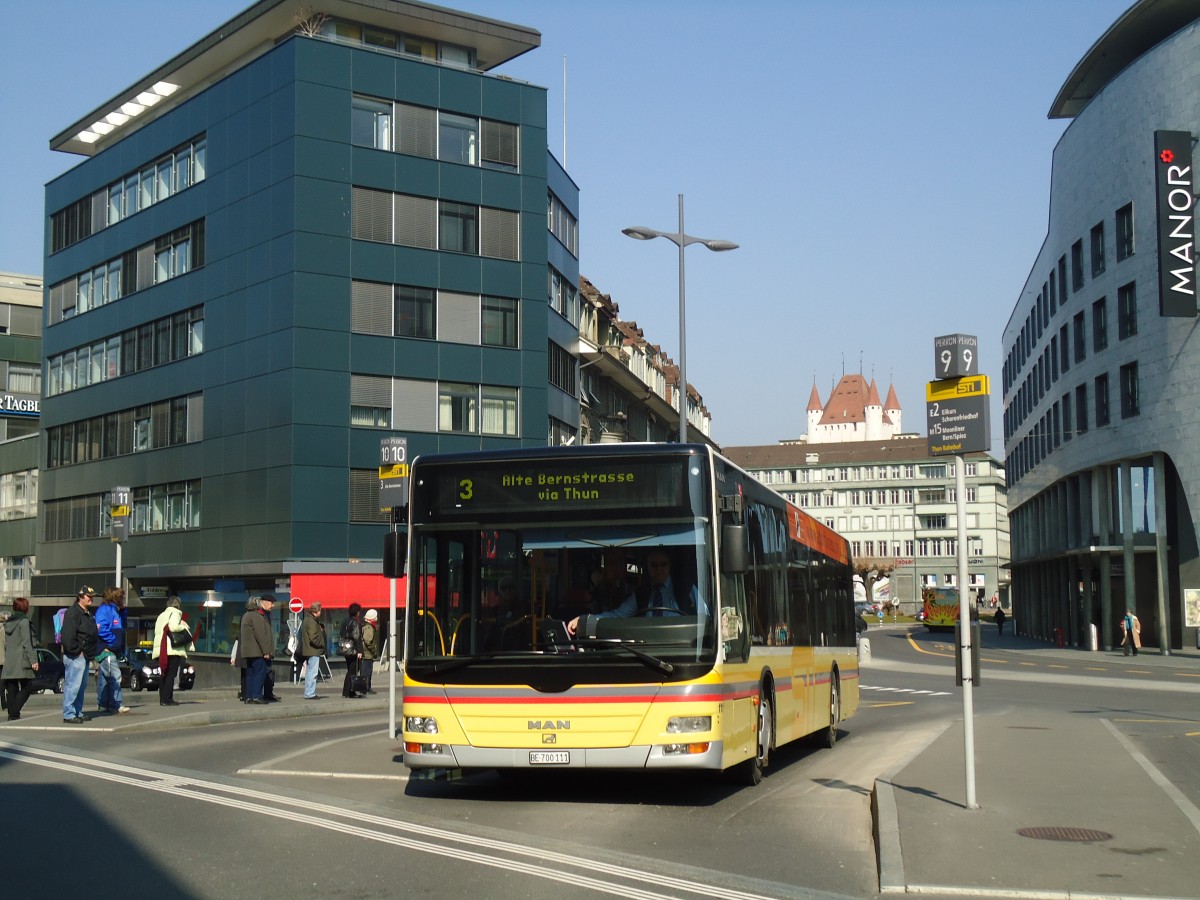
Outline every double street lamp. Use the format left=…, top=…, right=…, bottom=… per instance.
left=623, top=194, right=737, bottom=444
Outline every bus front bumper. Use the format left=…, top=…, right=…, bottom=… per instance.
left=403, top=741, right=724, bottom=771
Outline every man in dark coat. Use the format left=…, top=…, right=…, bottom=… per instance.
left=240, top=594, right=275, bottom=704
left=61, top=586, right=99, bottom=723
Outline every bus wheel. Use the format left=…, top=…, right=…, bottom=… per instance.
left=731, top=686, right=772, bottom=786
left=818, top=672, right=840, bottom=749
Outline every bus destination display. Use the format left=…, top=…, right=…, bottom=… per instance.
left=427, top=459, right=690, bottom=517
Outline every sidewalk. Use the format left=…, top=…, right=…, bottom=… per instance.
left=0, top=678, right=394, bottom=733
left=870, top=630, right=1200, bottom=898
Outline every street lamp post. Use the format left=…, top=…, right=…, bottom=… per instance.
left=623, top=194, right=737, bottom=444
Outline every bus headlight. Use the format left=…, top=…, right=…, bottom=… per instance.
left=666, top=716, right=711, bottom=734
left=405, top=716, right=439, bottom=735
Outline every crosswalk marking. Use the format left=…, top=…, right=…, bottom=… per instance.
left=861, top=685, right=952, bottom=697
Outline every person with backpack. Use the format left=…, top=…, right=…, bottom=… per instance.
left=339, top=603, right=364, bottom=698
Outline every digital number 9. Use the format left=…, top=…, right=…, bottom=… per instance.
left=940, top=349, right=952, bottom=373
left=962, top=349, right=973, bottom=372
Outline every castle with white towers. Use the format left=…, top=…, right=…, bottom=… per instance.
left=803, top=374, right=903, bottom=444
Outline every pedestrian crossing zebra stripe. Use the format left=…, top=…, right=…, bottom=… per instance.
left=861, top=685, right=952, bottom=697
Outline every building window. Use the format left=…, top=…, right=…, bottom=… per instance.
left=439, top=201, right=477, bottom=254
left=548, top=266, right=578, bottom=324
left=1062, top=392, right=1072, bottom=442
left=1075, top=384, right=1088, bottom=434
left=1117, top=282, right=1137, bottom=339
left=481, top=385, right=518, bottom=435
left=0, top=469, right=38, bottom=520
left=1071, top=240, right=1084, bottom=291
left=547, top=417, right=575, bottom=447
left=1058, top=255, right=1068, bottom=303
left=1116, top=203, right=1134, bottom=261
left=1059, top=324, right=1070, bottom=374
left=350, top=375, right=392, bottom=428
left=439, top=112, right=478, bottom=165
left=481, top=296, right=518, bottom=348
left=49, top=135, right=207, bottom=254
left=1120, top=363, right=1139, bottom=418
left=1092, top=297, right=1107, bottom=352
left=395, top=285, right=435, bottom=339
left=481, top=119, right=519, bottom=172
left=548, top=191, right=578, bottom=255
left=1073, top=312, right=1086, bottom=363
left=438, top=382, right=477, bottom=433
left=351, top=95, right=392, bottom=150
left=1090, top=221, right=1105, bottom=277
left=548, top=341, right=576, bottom=396
left=1094, top=373, right=1110, bottom=426
left=46, top=307, right=202, bottom=397
left=349, top=469, right=390, bottom=523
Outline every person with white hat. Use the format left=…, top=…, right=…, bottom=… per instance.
left=361, top=609, right=380, bottom=694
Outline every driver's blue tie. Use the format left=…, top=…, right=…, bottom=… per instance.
left=652, top=585, right=662, bottom=615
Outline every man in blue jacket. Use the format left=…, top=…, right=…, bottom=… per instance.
left=61, top=586, right=99, bottom=723
left=95, top=587, right=130, bottom=714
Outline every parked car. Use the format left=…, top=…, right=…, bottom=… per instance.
left=30, top=647, right=66, bottom=694
left=120, top=647, right=196, bottom=692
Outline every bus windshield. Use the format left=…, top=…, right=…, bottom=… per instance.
left=405, top=522, right=717, bottom=677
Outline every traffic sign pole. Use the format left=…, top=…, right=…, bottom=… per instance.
left=928, top=337, right=987, bottom=811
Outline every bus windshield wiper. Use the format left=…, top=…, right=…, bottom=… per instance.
left=572, top=638, right=674, bottom=675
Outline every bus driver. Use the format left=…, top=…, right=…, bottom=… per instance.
left=566, top=549, right=707, bottom=636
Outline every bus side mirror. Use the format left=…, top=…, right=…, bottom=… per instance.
left=721, top=524, right=747, bottom=574
left=383, top=531, right=406, bottom=578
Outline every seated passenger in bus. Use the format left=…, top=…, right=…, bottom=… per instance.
left=566, top=549, right=707, bottom=635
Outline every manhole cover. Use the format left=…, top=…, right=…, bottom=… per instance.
left=1018, top=826, right=1113, bottom=842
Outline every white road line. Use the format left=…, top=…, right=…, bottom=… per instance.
left=237, top=768, right=408, bottom=781
left=0, top=741, right=788, bottom=900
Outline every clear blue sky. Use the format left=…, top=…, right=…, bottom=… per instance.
left=0, top=0, right=1133, bottom=450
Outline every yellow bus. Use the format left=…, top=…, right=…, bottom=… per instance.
left=397, top=444, right=859, bottom=785
left=921, top=586, right=978, bottom=632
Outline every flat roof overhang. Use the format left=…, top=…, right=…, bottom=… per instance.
left=1050, top=0, right=1200, bottom=119
left=52, top=0, right=540, bottom=156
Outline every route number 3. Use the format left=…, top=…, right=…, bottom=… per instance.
left=457, top=478, right=474, bottom=501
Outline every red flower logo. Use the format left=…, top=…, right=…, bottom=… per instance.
left=1161, top=149, right=1176, bottom=163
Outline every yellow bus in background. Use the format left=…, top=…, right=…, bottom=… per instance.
left=922, top=586, right=978, bottom=631
left=398, top=443, right=860, bottom=786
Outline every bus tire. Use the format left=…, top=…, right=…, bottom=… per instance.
left=817, top=671, right=840, bottom=749
left=730, top=681, right=772, bottom=786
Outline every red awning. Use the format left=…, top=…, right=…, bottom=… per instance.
left=289, top=574, right=408, bottom=610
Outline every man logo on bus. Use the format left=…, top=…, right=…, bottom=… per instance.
left=528, top=720, right=571, bottom=730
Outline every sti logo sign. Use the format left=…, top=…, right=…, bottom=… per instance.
left=1154, top=130, right=1196, bottom=317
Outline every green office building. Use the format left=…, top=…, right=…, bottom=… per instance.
left=37, top=0, right=579, bottom=656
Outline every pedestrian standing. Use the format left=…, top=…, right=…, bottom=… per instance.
left=361, top=609, right=379, bottom=694
left=240, top=594, right=275, bottom=704
left=260, top=598, right=282, bottom=702
left=2, top=598, right=39, bottom=721
left=94, top=587, right=130, bottom=714
left=61, top=587, right=99, bottom=723
left=154, top=596, right=193, bottom=706
left=1120, top=609, right=1142, bottom=656
left=340, top=603, right=364, bottom=698
left=300, top=601, right=327, bottom=700
left=994, top=606, right=1007, bottom=637
left=232, top=596, right=258, bottom=700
